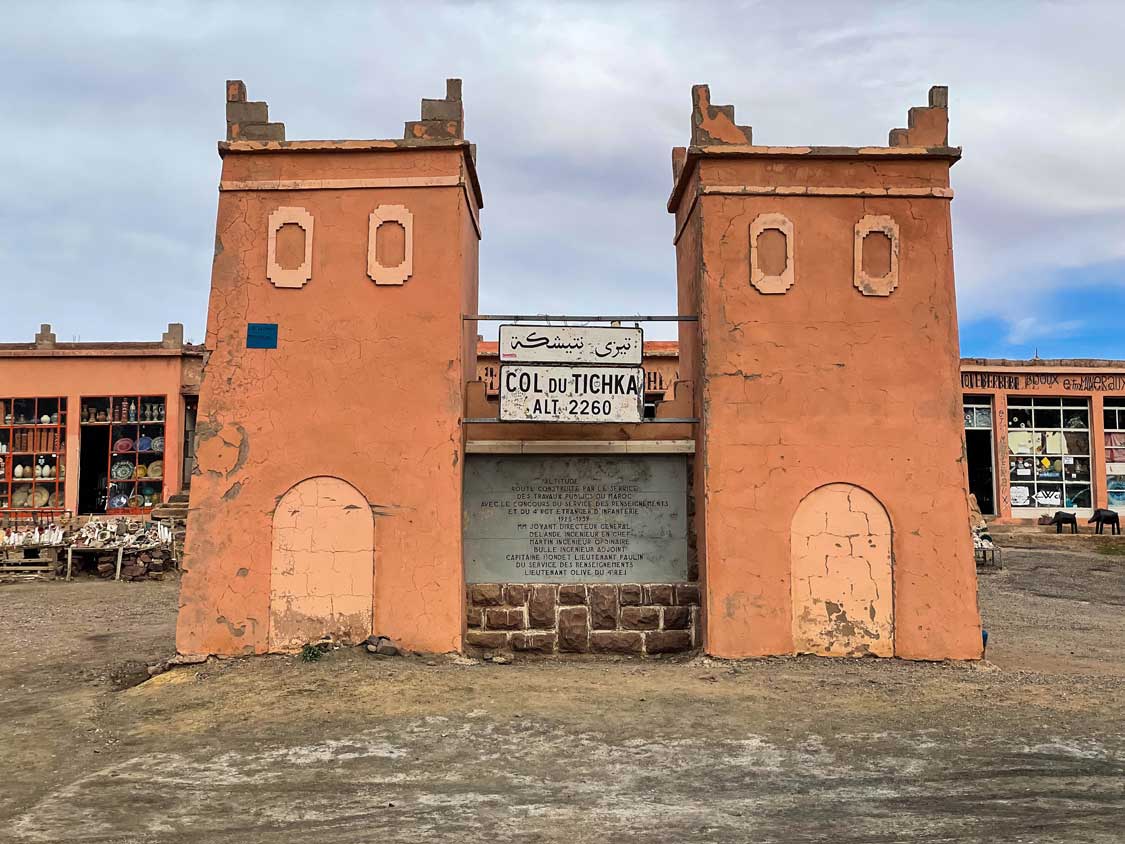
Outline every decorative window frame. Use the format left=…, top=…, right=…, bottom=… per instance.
left=749, top=213, right=795, bottom=294
left=853, top=215, right=900, bottom=297
left=266, top=207, right=314, bottom=289
left=367, top=205, right=414, bottom=285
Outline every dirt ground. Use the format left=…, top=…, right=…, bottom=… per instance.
left=1, top=547, right=1123, bottom=844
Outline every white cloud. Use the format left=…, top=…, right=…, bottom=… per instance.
left=1005, top=316, right=1084, bottom=346
left=1, top=1, right=1123, bottom=347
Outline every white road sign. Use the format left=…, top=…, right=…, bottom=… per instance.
left=499, top=324, right=643, bottom=365
left=500, top=365, right=645, bottom=423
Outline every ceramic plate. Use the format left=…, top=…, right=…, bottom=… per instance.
left=151, top=436, right=165, bottom=453
left=111, top=460, right=135, bottom=479
left=113, top=438, right=134, bottom=453
left=147, top=460, right=163, bottom=479
left=136, top=436, right=153, bottom=452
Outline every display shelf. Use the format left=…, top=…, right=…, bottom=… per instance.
left=81, top=395, right=166, bottom=515
left=0, top=397, right=67, bottom=514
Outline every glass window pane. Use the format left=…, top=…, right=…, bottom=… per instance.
left=1064, top=431, right=1090, bottom=455
left=1064, top=457, right=1090, bottom=481
left=1010, top=457, right=1034, bottom=479
left=1008, top=431, right=1035, bottom=455
left=1034, top=484, right=1063, bottom=507
left=964, top=408, right=975, bottom=428
left=1039, top=432, right=1065, bottom=454
left=1065, top=485, right=1091, bottom=508
left=1109, top=489, right=1125, bottom=507
left=1062, top=397, right=1088, bottom=407
left=1063, top=408, right=1088, bottom=429
left=1008, top=408, right=1032, bottom=429
left=1010, top=484, right=1033, bottom=507
left=1105, top=409, right=1117, bottom=431
left=975, top=407, right=992, bottom=429
left=1034, top=407, right=1062, bottom=429
left=1036, top=456, right=1063, bottom=480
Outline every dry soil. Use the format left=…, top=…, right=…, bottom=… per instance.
left=0, top=546, right=1123, bottom=843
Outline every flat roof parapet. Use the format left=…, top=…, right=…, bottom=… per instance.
left=0, top=322, right=202, bottom=357
left=215, top=78, right=482, bottom=207
left=668, top=84, right=961, bottom=211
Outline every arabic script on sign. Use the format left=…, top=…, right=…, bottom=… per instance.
left=499, top=325, right=643, bottom=366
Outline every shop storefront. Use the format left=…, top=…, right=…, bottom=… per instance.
left=0, top=324, right=202, bottom=518
left=960, top=361, right=1125, bottom=521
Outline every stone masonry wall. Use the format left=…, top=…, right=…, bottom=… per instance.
left=466, top=583, right=701, bottom=656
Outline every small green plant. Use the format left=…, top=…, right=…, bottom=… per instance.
left=300, top=642, right=329, bottom=662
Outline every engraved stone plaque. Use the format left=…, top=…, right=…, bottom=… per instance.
left=464, top=454, right=688, bottom=583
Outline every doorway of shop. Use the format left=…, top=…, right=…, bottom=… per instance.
left=965, top=429, right=995, bottom=515
left=78, top=425, right=110, bottom=513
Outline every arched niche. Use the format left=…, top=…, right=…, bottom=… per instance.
left=269, top=476, right=374, bottom=652
left=791, top=483, right=894, bottom=657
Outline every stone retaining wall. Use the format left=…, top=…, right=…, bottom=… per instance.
left=466, top=583, right=701, bottom=655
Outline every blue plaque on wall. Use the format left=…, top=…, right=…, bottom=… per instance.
left=246, top=322, right=278, bottom=349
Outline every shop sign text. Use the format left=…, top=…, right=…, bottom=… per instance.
left=962, top=371, right=1125, bottom=392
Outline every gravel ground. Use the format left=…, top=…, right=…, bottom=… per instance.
left=0, top=545, right=1122, bottom=843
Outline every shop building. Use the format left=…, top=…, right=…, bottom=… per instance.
left=960, top=359, right=1125, bottom=521
left=0, top=323, right=201, bottom=516
left=176, top=78, right=985, bottom=661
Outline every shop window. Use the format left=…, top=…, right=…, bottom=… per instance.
left=963, top=399, right=993, bottom=431
left=0, top=397, right=67, bottom=514
left=1007, top=396, right=1091, bottom=510
left=78, top=396, right=168, bottom=514
left=1103, top=398, right=1125, bottom=507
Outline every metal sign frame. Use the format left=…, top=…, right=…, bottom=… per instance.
left=462, top=313, right=700, bottom=424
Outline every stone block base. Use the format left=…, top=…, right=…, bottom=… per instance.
left=466, top=583, right=700, bottom=656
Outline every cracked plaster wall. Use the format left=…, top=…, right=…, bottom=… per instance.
left=177, top=146, right=476, bottom=657
left=791, top=483, right=893, bottom=657
left=269, top=476, right=374, bottom=652
left=679, top=155, right=981, bottom=660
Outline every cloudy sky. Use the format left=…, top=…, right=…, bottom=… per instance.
left=3, top=1, right=1123, bottom=357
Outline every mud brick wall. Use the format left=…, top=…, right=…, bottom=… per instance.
left=466, top=583, right=701, bottom=656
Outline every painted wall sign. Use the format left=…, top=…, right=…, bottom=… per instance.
left=500, top=365, right=644, bottom=423
left=962, top=371, right=1125, bottom=393
left=499, top=324, right=643, bottom=365
left=464, top=454, right=689, bottom=583
left=246, top=323, right=279, bottom=349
